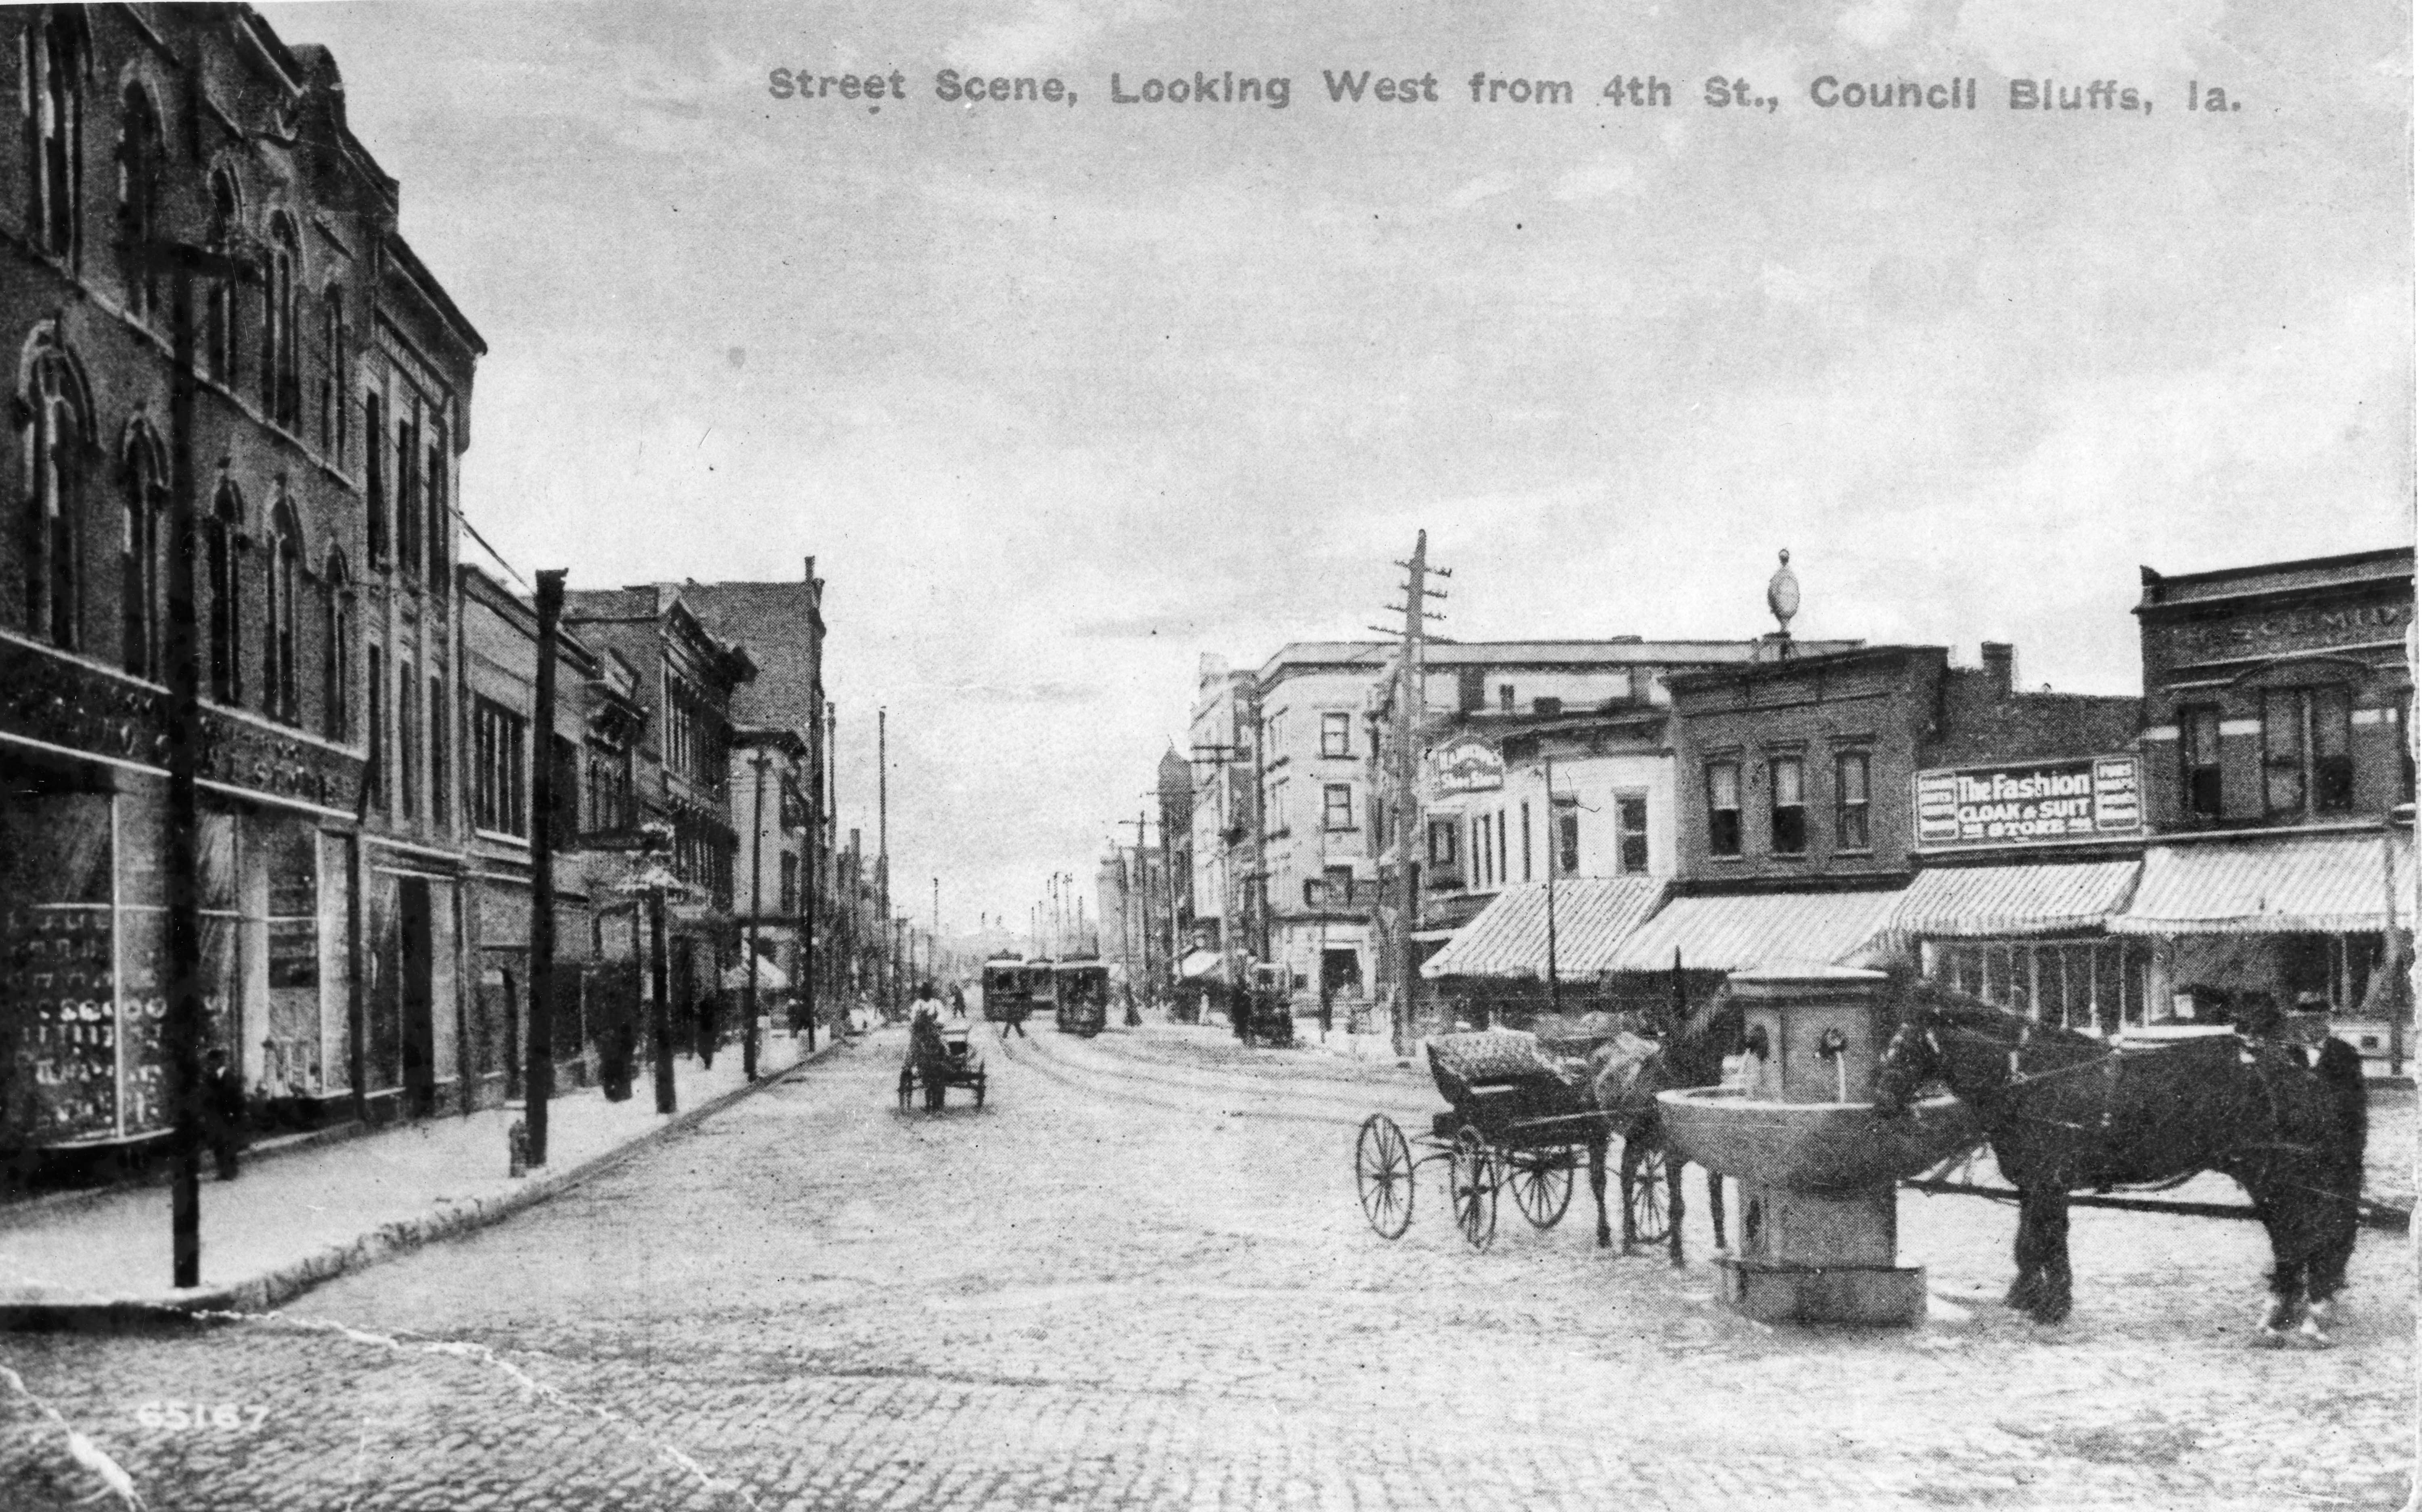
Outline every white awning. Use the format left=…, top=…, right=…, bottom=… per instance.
left=1178, top=949, right=1225, bottom=981
left=2111, top=831, right=2414, bottom=936
left=1607, top=888, right=1904, bottom=974
left=721, top=956, right=790, bottom=992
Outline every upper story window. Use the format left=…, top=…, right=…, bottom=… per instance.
left=1426, top=817, right=1458, bottom=871
left=1320, top=712, right=1353, bottom=758
left=1770, top=755, right=1808, bottom=855
left=2181, top=706, right=2223, bottom=819
left=1835, top=751, right=1871, bottom=852
left=262, top=216, right=301, bottom=429
left=1322, top=783, right=1353, bottom=831
left=204, top=172, right=239, bottom=385
left=1615, top=794, right=1650, bottom=874
left=396, top=405, right=423, bottom=574
left=425, top=422, right=450, bottom=593
left=471, top=696, right=530, bottom=837
left=363, top=392, right=388, bottom=561
left=1265, top=776, right=1289, bottom=834
left=117, top=86, right=162, bottom=323
left=1497, top=683, right=1515, bottom=713
left=24, top=334, right=89, bottom=651
left=323, top=549, right=353, bottom=741
left=318, top=288, right=346, bottom=461
left=397, top=664, right=420, bottom=821
left=121, top=424, right=166, bottom=679
left=1706, top=760, right=1742, bottom=857
left=2263, top=687, right=2353, bottom=818
left=1264, top=709, right=1287, bottom=758
left=2395, top=697, right=2416, bottom=806
left=1520, top=801, right=1533, bottom=881
left=206, top=482, right=242, bottom=703
left=263, top=501, right=302, bottom=723
left=1553, top=797, right=1580, bottom=877
left=1323, top=865, right=1354, bottom=906
left=31, top=15, right=82, bottom=262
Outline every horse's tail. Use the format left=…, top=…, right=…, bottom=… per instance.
left=2315, top=1036, right=2369, bottom=1174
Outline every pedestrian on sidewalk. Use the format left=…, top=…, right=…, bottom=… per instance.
left=695, top=989, right=721, bottom=1070
left=948, top=983, right=968, bottom=1020
left=202, top=1048, right=246, bottom=1181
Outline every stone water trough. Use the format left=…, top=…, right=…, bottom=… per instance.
left=1657, top=968, right=1980, bottom=1326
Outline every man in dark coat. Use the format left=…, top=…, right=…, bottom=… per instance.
left=202, top=1048, right=245, bottom=1180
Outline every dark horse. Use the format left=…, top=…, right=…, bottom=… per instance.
left=1582, top=993, right=1745, bottom=1265
left=1873, top=983, right=2369, bottom=1342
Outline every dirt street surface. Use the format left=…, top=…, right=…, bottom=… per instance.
left=2, top=1024, right=2412, bottom=1510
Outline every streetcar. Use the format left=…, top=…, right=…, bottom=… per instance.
left=1052, top=956, right=1110, bottom=1037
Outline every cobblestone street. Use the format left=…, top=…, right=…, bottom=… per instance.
left=2, top=1025, right=2412, bottom=1511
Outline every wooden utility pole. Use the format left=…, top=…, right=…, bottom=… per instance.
left=743, top=748, right=770, bottom=1081
left=650, top=877, right=675, bottom=1113
left=163, top=254, right=206, bottom=1288
left=1543, top=749, right=1561, bottom=1016
left=526, top=570, right=567, bottom=1164
left=877, top=706, right=890, bottom=1009
left=1377, top=531, right=1447, bottom=1056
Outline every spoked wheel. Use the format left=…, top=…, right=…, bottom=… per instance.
left=1507, top=1150, right=1576, bottom=1231
left=1627, top=1145, right=1674, bottom=1246
left=974, top=1072, right=987, bottom=1110
left=1354, top=1114, right=1416, bottom=1240
left=1449, top=1126, right=1501, bottom=1252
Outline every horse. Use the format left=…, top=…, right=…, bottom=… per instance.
left=1584, top=993, right=1744, bottom=1265
left=1872, top=982, right=2369, bottom=1343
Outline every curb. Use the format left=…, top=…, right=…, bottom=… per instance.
left=0, top=1037, right=853, bottom=1334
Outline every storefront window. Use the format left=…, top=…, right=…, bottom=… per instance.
left=1930, top=938, right=2146, bottom=1034
left=0, top=789, right=116, bottom=1144
left=262, top=823, right=322, bottom=1099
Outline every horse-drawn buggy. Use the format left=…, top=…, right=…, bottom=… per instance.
left=1233, top=962, right=1296, bottom=1048
left=899, top=1012, right=987, bottom=1112
left=1353, top=1025, right=1671, bottom=1252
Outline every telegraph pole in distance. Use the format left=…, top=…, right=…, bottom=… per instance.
left=1369, top=531, right=1448, bottom=1057
left=877, top=706, right=890, bottom=1009
left=527, top=570, right=567, bottom=1163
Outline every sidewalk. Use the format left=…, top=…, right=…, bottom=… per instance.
left=0, top=1031, right=842, bottom=1328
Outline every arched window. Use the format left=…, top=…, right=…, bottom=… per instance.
left=262, top=215, right=300, bottom=428
left=121, top=422, right=168, bottom=679
left=207, top=481, right=243, bottom=703
left=323, top=547, right=353, bottom=741
left=204, top=170, right=239, bottom=384
left=22, top=329, right=91, bottom=649
left=264, top=497, right=302, bottom=722
left=30, top=13, right=83, bottom=260
left=318, top=285, right=346, bottom=461
left=117, top=85, right=162, bottom=322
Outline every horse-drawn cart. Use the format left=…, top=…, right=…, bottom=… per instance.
left=1353, top=1029, right=1671, bottom=1252
left=899, top=1019, right=987, bottom=1112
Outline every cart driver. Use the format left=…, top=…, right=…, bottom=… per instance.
left=909, top=982, right=947, bottom=1062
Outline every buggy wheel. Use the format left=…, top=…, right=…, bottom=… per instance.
left=974, top=1072, right=987, bottom=1110
left=1628, top=1145, right=1674, bottom=1246
left=896, top=1068, right=914, bottom=1112
left=1507, top=1150, right=1575, bottom=1231
left=1450, top=1127, right=1500, bottom=1252
left=1353, top=1114, right=1415, bottom=1240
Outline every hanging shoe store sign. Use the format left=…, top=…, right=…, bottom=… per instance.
left=1914, top=754, right=2141, bottom=849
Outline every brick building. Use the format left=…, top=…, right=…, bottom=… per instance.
left=2108, top=547, right=2413, bottom=1066
left=0, top=6, right=480, bottom=1166
left=1612, top=642, right=2141, bottom=1017
left=562, top=587, right=754, bottom=1050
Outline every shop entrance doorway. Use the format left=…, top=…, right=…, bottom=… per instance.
left=399, top=878, right=437, bottom=1116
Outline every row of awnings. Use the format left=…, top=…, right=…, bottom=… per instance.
left=1421, top=830, right=2414, bottom=981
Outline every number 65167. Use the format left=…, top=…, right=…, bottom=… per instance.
left=133, top=1401, right=266, bottom=1431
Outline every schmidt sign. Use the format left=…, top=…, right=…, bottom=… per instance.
left=1915, top=755, right=2142, bottom=849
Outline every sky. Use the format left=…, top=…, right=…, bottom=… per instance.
left=262, top=0, right=2413, bottom=939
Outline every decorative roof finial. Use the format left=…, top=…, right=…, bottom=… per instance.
left=1766, top=549, right=1800, bottom=644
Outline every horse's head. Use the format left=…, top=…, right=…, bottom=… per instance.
left=1588, top=1031, right=1664, bottom=1127
left=1871, top=1012, right=1945, bottom=1118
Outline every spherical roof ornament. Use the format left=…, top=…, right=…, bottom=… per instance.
left=1766, top=549, right=1800, bottom=650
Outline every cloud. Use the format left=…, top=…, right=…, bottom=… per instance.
left=1837, top=0, right=1919, bottom=50
left=1953, top=0, right=2224, bottom=78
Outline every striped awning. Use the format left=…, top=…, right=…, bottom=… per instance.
left=1422, top=878, right=1668, bottom=980
left=1883, top=861, right=2141, bottom=942
left=1607, top=887, right=1904, bottom=974
left=2111, top=831, right=2414, bottom=936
